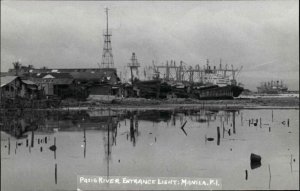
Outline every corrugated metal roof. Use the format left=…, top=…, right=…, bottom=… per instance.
left=1, top=76, right=18, bottom=87
left=21, top=80, right=36, bottom=85
left=30, top=72, right=73, bottom=79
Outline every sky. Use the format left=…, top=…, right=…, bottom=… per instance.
left=1, top=0, right=299, bottom=91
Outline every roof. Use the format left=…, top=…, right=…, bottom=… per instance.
left=30, top=72, right=73, bottom=79
left=70, top=71, right=117, bottom=81
left=21, top=80, right=37, bottom=86
left=1, top=76, right=19, bottom=87
left=21, top=67, right=117, bottom=74
left=28, top=73, right=74, bottom=85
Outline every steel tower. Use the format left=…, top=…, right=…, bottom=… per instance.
left=101, top=8, right=114, bottom=68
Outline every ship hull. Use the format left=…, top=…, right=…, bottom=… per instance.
left=133, top=80, right=162, bottom=99
left=133, top=80, right=244, bottom=100
left=194, top=85, right=244, bottom=100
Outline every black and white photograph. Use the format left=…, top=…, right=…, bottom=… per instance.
left=0, top=0, right=299, bottom=190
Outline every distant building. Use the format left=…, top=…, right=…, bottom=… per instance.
left=8, top=64, right=122, bottom=98
left=21, top=79, right=39, bottom=99
left=28, top=73, right=74, bottom=96
left=9, top=66, right=119, bottom=85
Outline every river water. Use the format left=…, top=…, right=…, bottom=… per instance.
left=1, top=108, right=299, bottom=190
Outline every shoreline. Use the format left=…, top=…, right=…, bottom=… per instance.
left=1, top=97, right=298, bottom=111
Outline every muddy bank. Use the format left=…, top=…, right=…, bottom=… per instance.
left=58, top=97, right=299, bottom=110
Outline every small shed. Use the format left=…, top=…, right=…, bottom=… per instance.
left=1, top=76, right=22, bottom=101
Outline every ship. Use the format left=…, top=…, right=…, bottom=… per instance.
left=257, top=80, right=288, bottom=94
left=153, top=59, right=244, bottom=99
left=127, top=53, right=172, bottom=99
left=126, top=55, right=244, bottom=99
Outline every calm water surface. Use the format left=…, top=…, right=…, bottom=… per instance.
left=1, top=108, right=299, bottom=190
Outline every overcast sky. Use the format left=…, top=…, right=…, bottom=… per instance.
left=1, top=0, right=299, bottom=90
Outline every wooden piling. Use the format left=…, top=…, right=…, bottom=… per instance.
left=8, top=137, right=10, bottom=155
left=260, top=118, right=262, bottom=128
left=217, top=126, right=220, bottom=146
left=245, top=170, right=248, bottom=180
left=287, top=119, right=289, bottom=127
left=272, top=110, right=273, bottom=122
left=233, top=111, right=236, bottom=134
left=55, top=163, right=57, bottom=184
left=53, top=137, right=57, bottom=160
left=241, top=113, right=243, bottom=126
left=31, top=131, right=34, bottom=147
left=84, top=126, right=86, bottom=158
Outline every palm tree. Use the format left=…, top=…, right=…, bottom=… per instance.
left=12, top=61, right=22, bottom=76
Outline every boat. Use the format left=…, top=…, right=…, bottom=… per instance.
left=126, top=53, right=244, bottom=100
left=153, top=60, right=244, bottom=99
left=257, top=80, right=288, bottom=94
left=192, top=84, right=244, bottom=100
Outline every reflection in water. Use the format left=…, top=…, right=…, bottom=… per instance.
left=55, top=163, right=57, bottom=185
left=0, top=108, right=299, bottom=190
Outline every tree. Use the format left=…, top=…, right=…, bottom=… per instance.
left=12, top=61, right=22, bottom=76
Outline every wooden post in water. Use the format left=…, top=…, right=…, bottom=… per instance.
left=84, top=125, right=86, bottom=158
left=8, top=137, right=10, bottom=155
left=241, top=112, right=243, bottom=126
left=217, top=126, right=220, bottom=146
left=233, top=111, right=236, bottom=134
left=54, top=137, right=56, bottom=159
left=287, top=119, right=289, bottom=127
left=272, top=110, right=273, bottom=122
left=260, top=118, right=262, bottom=128
left=222, top=122, right=225, bottom=138
left=55, top=163, right=57, bottom=184
left=31, top=131, right=34, bottom=147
